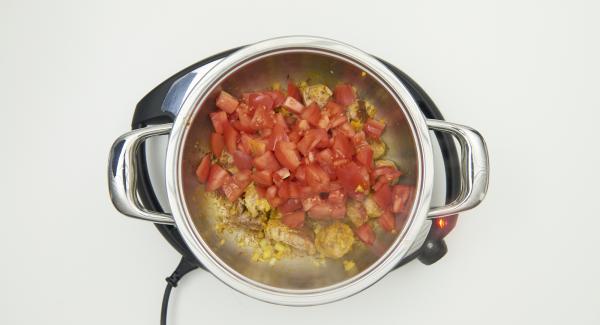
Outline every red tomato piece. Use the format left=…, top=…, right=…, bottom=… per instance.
left=265, top=90, right=286, bottom=107
left=392, top=185, right=412, bottom=213
left=300, top=103, right=321, bottom=127
left=379, top=211, right=396, bottom=232
left=223, top=123, right=238, bottom=154
left=250, top=105, right=275, bottom=130
left=254, top=151, right=281, bottom=172
left=282, top=211, right=305, bottom=228
left=248, top=93, right=274, bottom=110
left=267, top=123, right=289, bottom=151
left=274, top=141, right=301, bottom=171
left=206, top=164, right=229, bottom=192
left=316, top=148, right=334, bottom=166
left=282, top=96, right=304, bottom=114
left=275, top=167, right=291, bottom=180
left=296, top=128, right=327, bottom=156
left=336, top=161, right=370, bottom=193
left=301, top=195, right=320, bottom=211
left=294, top=165, right=307, bottom=183
left=277, top=181, right=290, bottom=200
left=287, top=82, right=302, bottom=101
left=325, top=101, right=344, bottom=118
left=373, top=183, right=393, bottom=210
left=355, top=145, right=374, bottom=169
left=279, top=198, right=303, bottom=214
left=307, top=203, right=332, bottom=220
left=317, top=115, right=330, bottom=129
left=330, top=204, right=346, bottom=219
left=266, top=185, right=278, bottom=199
left=336, top=122, right=356, bottom=138
left=251, top=170, right=273, bottom=187
left=210, top=132, right=224, bottom=157
left=328, top=189, right=346, bottom=205
left=240, top=133, right=267, bottom=157
left=216, top=90, right=239, bottom=113
left=364, top=119, right=386, bottom=139
left=373, top=166, right=403, bottom=183
left=333, top=84, right=356, bottom=106
left=330, top=115, right=347, bottom=128
left=356, top=223, right=375, bottom=245
left=221, top=170, right=251, bottom=202
left=210, top=111, right=228, bottom=134
left=288, top=181, right=301, bottom=198
left=195, top=155, right=211, bottom=183
left=305, top=163, right=330, bottom=192
left=332, top=133, right=355, bottom=159
left=232, top=150, right=253, bottom=171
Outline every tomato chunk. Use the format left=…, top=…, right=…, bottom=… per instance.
left=210, top=111, right=228, bottom=134
left=356, top=223, right=375, bottom=245
left=334, top=84, right=356, bottom=106
left=274, top=141, right=301, bottom=171
left=296, top=128, right=327, bottom=156
left=222, top=170, right=251, bottom=202
left=355, top=145, right=373, bottom=169
left=332, top=133, right=354, bottom=159
left=325, top=101, right=344, bottom=118
left=279, top=198, right=303, bottom=214
left=300, top=103, right=321, bottom=127
left=223, top=123, right=238, bottom=153
left=249, top=93, right=274, bottom=110
left=379, top=211, right=396, bottom=232
left=232, top=150, right=253, bottom=171
left=210, top=133, right=224, bottom=157
left=206, top=164, right=229, bottom=192
left=305, top=163, right=330, bottom=192
left=364, top=118, right=386, bottom=139
left=373, top=183, right=393, bottom=210
left=282, top=96, right=304, bottom=114
left=250, top=104, right=275, bottom=130
left=287, top=82, right=301, bottom=101
left=282, top=211, right=305, bottom=228
left=216, top=90, right=239, bottom=113
left=307, top=203, right=332, bottom=220
left=251, top=170, right=273, bottom=186
left=392, top=185, right=412, bottom=213
left=253, top=151, right=281, bottom=172
left=266, top=90, right=286, bottom=107
left=195, top=155, right=211, bottom=183
left=336, top=161, right=370, bottom=193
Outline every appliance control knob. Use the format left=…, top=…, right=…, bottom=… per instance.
left=417, top=239, right=447, bottom=265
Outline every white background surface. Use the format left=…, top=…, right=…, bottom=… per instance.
left=2, top=0, right=599, bottom=324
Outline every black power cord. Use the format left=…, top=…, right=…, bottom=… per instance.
left=161, top=257, right=199, bottom=325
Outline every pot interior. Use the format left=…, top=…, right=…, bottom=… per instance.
left=179, top=49, right=419, bottom=291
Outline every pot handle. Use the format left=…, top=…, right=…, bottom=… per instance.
left=426, top=119, right=489, bottom=219
left=108, top=124, right=176, bottom=225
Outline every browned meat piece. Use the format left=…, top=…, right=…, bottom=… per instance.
left=265, top=219, right=316, bottom=255
left=315, top=222, right=355, bottom=259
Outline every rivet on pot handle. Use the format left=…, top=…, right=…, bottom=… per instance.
left=426, top=119, right=489, bottom=219
left=108, top=124, right=176, bottom=225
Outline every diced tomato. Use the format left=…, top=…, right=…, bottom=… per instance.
left=210, top=133, right=224, bottom=157
left=336, top=122, right=356, bottom=138
left=336, top=161, right=370, bottom=193
left=373, top=183, right=393, bottom=210
left=296, top=128, right=327, bottom=156
left=287, top=82, right=302, bottom=101
left=379, top=211, right=396, bottom=232
left=240, top=133, right=267, bottom=157
left=282, top=211, right=305, bottom=228
left=288, top=129, right=302, bottom=143
left=301, top=195, right=320, bottom=211
left=266, top=185, right=278, bottom=199
left=373, top=166, right=403, bottom=183
left=316, top=148, right=334, bottom=166
left=305, top=163, right=330, bottom=192
left=294, top=165, right=307, bottom=183
left=223, top=123, right=238, bottom=153
left=250, top=105, right=275, bottom=130
left=392, top=185, right=412, bottom=213
left=210, top=111, right=228, bottom=134
left=248, top=93, right=274, bottom=110
left=328, top=181, right=342, bottom=191
left=331, top=204, right=346, bottom=219
left=356, top=223, right=375, bottom=245
left=255, top=185, right=267, bottom=198
left=195, top=155, right=211, bottom=183
left=307, top=203, right=332, bottom=220
left=317, top=115, right=330, bottom=129
left=330, top=115, right=347, bottom=128
left=206, top=164, right=229, bottom=192
left=372, top=177, right=389, bottom=192
left=300, top=103, right=321, bottom=127
left=296, top=119, right=310, bottom=132
left=288, top=181, right=301, bottom=198
left=325, top=101, right=344, bottom=118
left=275, top=167, right=291, bottom=180
left=282, top=96, right=304, bottom=114
left=253, top=151, right=281, bottom=172
left=272, top=172, right=284, bottom=186
left=266, top=90, right=286, bottom=107
left=232, top=150, right=253, bottom=171
left=334, top=84, right=356, bottom=106
left=356, top=145, right=373, bottom=169
left=251, top=170, right=272, bottom=186
left=328, top=189, right=346, bottom=205
left=267, top=123, right=288, bottom=151
left=232, top=110, right=255, bottom=133
left=216, top=90, right=239, bottom=113
left=364, top=118, right=386, bottom=139
left=222, top=170, right=251, bottom=202
left=332, top=133, right=354, bottom=159
left=279, top=198, right=302, bottom=213
left=277, top=181, right=290, bottom=200
left=274, top=141, right=301, bottom=171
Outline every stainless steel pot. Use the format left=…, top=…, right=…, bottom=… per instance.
left=108, top=36, right=489, bottom=306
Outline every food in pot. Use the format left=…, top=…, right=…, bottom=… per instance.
left=195, top=80, right=414, bottom=264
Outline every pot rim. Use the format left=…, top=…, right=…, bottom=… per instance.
left=165, top=35, right=435, bottom=306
